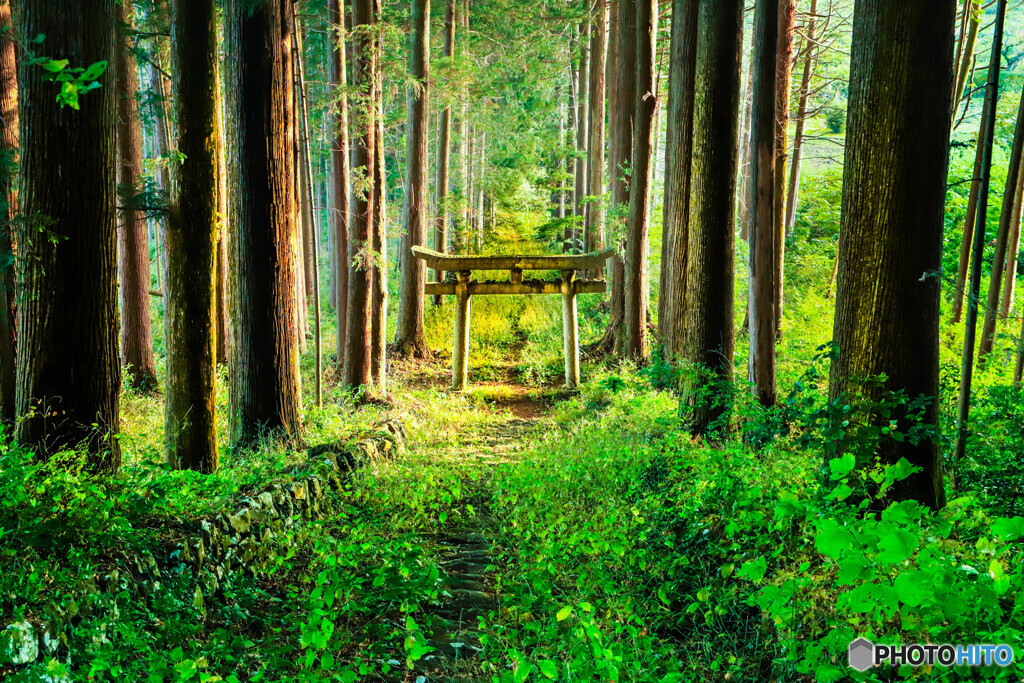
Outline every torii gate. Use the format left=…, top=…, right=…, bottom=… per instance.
left=412, top=246, right=614, bottom=391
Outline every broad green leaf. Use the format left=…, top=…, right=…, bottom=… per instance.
left=555, top=605, right=572, bottom=621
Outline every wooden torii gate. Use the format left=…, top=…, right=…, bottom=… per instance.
left=412, top=246, right=614, bottom=391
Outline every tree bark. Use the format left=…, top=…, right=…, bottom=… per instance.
left=979, top=85, right=1024, bottom=358
left=328, top=0, right=350, bottom=363
left=395, top=0, right=431, bottom=358
left=624, top=0, right=657, bottom=359
left=116, top=1, right=158, bottom=391
left=832, top=0, right=956, bottom=509
left=342, top=0, right=378, bottom=391
left=0, top=0, right=17, bottom=422
left=166, top=0, right=218, bottom=472
left=214, top=50, right=229, bottom=365
left=16, top=0, right=121, bottom=469
left=679, top=0, right=742, bottom=434
left=747, top=0, right=779, bottom=408
left=772, top=0, right=795, bottom=336
left=602, top=0, right=637, bottom=354
left=566, top=45, right=578, bottom=250
left=587, top=0, right=608, bottom=261
left=659, top=0, right=697, bottom=360
left=783, top=0, right=818, bottom=235
left=224, top=0, right=301, bottom=445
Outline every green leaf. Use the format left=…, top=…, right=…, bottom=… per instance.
left=992, top=516, right=1024, bottom=542
left=80, top=60, right=107, bottom=81
left=42, top=58, right=68, bottom=73
left=513, top=661, right=533, bottom=683
left=555, top=605, right=572, bottom=621
left=736, top=557, right=767, bottom=583
left=893, top=570, right=928, bottom=607
left=876, top=529, right=917, bottom=565
left=538, top=660, right=558, bottom=679
left=828, top=453, right=856, bottom=480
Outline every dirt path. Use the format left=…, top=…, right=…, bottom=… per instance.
left=404, top=394, right=549, bottom=682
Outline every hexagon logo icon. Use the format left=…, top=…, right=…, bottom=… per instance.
left=848, top=638, right=875, bottom=672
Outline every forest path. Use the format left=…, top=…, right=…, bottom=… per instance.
left=395, top=373, right=557, bottom=682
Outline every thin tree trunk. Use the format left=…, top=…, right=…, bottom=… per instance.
left=167, top=0, right=218, bottom=472
left=1001, top=153, right=1024, bottom=318
left=772, top=0, right=795, bottom=337
left=476, top=129, right=485, bottom=249
left=294, top=14, right=323, bottom=406
left=979, top=85, right=1024, bottom=358
left=952, top=0, right=979, bottom=129
left=116, top=1, right=158, bottom=391
left=602, top=0, right=637, bottom=354
left=783, top=0, right=818, bottom=235
left=659, top=0, right=697, bottom=360
left=566, top=45, right=578, bottom=251
left=342, top=0, right=378, bottom=391
left=329, top=0, right=350, bottom=363
left=680, top=0, right=742, bottom=434
left=588, top=0, right=608, bottom=262
left=16, top=0, right=121, bottom=469
left=225, top=0, right=302, bottom=445
left=370, top=95, right=387, bottom=391
left=574, top=20, right=590, bottom=253
left=624, top=0, right=657, bottom=359
left=433, top=0, right=454, bottom=297
left=737, top=26, right=755, bottom=241
left=748, top=0, right=779, bottom=408
left=395, top=0, right=431, bottom=358
left=952, top=90, right=992, bottom=323
left=0, top=0, right=17, bottom=422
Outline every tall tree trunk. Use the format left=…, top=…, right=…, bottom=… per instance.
left=0, top=0, right=17, bottom=422
left=772, top=0, right=795, bottom=336
left=1001, top=154, right=1024, bottom=318
left=476, top=129, right=485, bottom=248
left=952, top=91, right=991, bottom=323
left=679, top=0, right=742, bottom=435
left=624, top=0, right=657, bottom=359
left=737, top=28, right=755, bottom=241
left=342, top=0, right=378, bottom=391
left=659, top=0, right=697, bottom=360
left=329, top=0, right=350, bottom=363
left=214, top=50, right=229, bottom=365
left=574, top=20, right=590, bottom=253
left=566, top=45, right=578, bottom=251
left=955, top=0, right=1004, bottom=477
left=225, top=0, right=301, bottom=445
left=433, top=0, right=454, bottom=296
left=602, top=0, right=637, bottom=354
left=832, top=0, right=956, bottom=509
left=587, top=0, right=608, bottom=261
left=747, top=0, right=779, bottom=408
left=116, top=1, right=158, bottom=391
left=980, top=85, right=1024, bottom=358
left=370, top=96, right=387, bottom=391
left=16, top=0, right=121, bottom=469
left=395, top=0, right=431, bottom=358
left=554, top=84, right=566, bottom=220
left=296, top=26, right=315, bottom=308
left=783, top=0, right=818, bottom=235
left=166, top=0, right=218, bottom=472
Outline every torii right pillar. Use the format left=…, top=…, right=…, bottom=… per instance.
left=561, top=270, right=580, bottom=389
